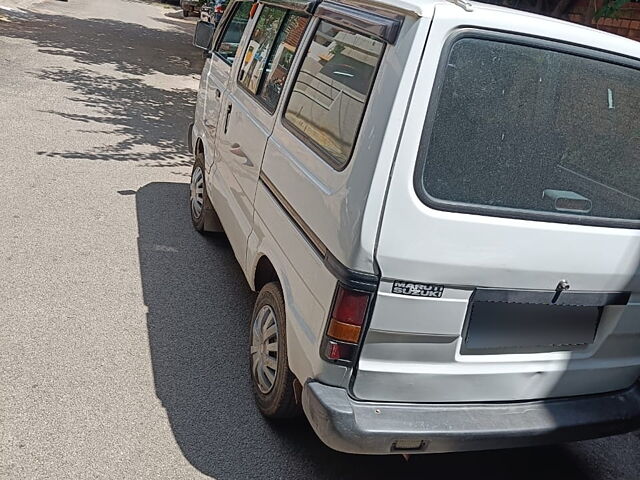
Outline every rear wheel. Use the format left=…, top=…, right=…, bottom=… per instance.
left=250, top=282, right=300, bottom=419
left=189, top=151, right=207, bottom=232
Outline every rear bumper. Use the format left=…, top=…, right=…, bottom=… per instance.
left=302, top=381, right=640, bottom=455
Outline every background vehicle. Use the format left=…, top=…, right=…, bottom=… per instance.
left=189, top=0, right=640, bottom=455
left=200, top=0, right=213, bottom=22
left=201, top=0, right=227, bottom=25
left=181, top=0, right=201, bottom=17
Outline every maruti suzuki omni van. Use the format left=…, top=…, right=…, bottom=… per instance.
left=188, top=0, right=640, bottom=454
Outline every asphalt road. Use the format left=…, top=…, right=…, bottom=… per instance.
left=0, top=1, right=638, bottom=479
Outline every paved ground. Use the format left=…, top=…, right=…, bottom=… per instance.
left=0, top=1, right=638, bottom=479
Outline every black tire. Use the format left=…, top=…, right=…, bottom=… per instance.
left=250, top=282, right=301, bottom=419
left=189, top=150, right=209, bottom=232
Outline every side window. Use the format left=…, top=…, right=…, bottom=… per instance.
left=256, top=13, right=309, bottom=112
left=214, top=2, right=253, bottom=65
left=239, top=7, right=310, bottom=112
left=284, top=21, right=385, bottom=169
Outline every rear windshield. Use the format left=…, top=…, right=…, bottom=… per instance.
left=417, top=36, right=640, bottom=226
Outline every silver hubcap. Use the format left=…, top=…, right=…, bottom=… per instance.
left=190, top=166, right=204, bottom=219
left=251, top=305, right=279, bottom=394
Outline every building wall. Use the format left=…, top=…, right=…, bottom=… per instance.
left=568, top=0, right=640, bottom=40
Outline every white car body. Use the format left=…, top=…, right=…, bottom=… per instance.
left=189, top=0, right=640, bottom=454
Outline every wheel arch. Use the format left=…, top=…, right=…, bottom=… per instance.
left=247, top=245, right=317, bottom=388
left=253, top=254, right=280, bottom=293
left=195, top=137, right=205, bottom=157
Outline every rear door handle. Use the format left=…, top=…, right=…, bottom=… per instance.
left=223, top=104, right=232, bottom=135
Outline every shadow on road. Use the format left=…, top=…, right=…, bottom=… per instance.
left=0, top=7, right=203, bottom=165
left=136, top=181, right=597, bottom=480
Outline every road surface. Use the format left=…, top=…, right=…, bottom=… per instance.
left=0, top=0, right=638, bottom=478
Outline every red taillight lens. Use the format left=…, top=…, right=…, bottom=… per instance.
left=323, top=285, right=371, bottom=362
left=325, top=340, right=355, bottom=361
left=214, top=5, right=224, bottom=13
left=332, top=287, right=369, bottom=326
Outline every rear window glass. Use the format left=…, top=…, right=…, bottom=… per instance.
left=284, top=21, right=384, bottom=169
left=418, top=37, right=640, bottom=225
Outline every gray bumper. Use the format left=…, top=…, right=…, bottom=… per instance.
left=302, top=381, right=640, bottom=455
left=187, top=122, right=194, bottom=154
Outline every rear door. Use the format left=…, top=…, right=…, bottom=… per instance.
left=212, top=3, right=311, bottom=266
left=353, top=4, right=640, bottom=403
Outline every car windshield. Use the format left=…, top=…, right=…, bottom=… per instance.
left=417, top=36, right=640, bottom=225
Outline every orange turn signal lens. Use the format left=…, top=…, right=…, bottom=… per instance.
left=327, top=319, right=361, bottom=343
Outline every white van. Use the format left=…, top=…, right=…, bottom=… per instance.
left=188, top=0, right=640, bottom=454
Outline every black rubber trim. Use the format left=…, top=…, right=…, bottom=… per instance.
left=187, top=123, right=194, bottom=154
left=472, top=288, right=631, bottom=307
left=335, top=0, right=409, bottom=22
left=413, top=28, right=640, bottom=230
left=363, top=330, right=458, bottom=344
left=302, top=380, right=640, bottom=455
left=324, top=252, right=379, bottom=293
left=315, top=1, right=402, bottom=44
left=259, top=173, right=379, bottom=292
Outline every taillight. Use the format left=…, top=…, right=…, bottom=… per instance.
left=214, top=5, right=224, bottom=13
left=322, top=285, right=372, bottom=363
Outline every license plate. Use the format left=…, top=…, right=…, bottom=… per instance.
left=461, top=289, right=629, bottom=355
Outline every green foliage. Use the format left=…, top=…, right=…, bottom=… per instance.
left=595, top=0, right=637, bottom=20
